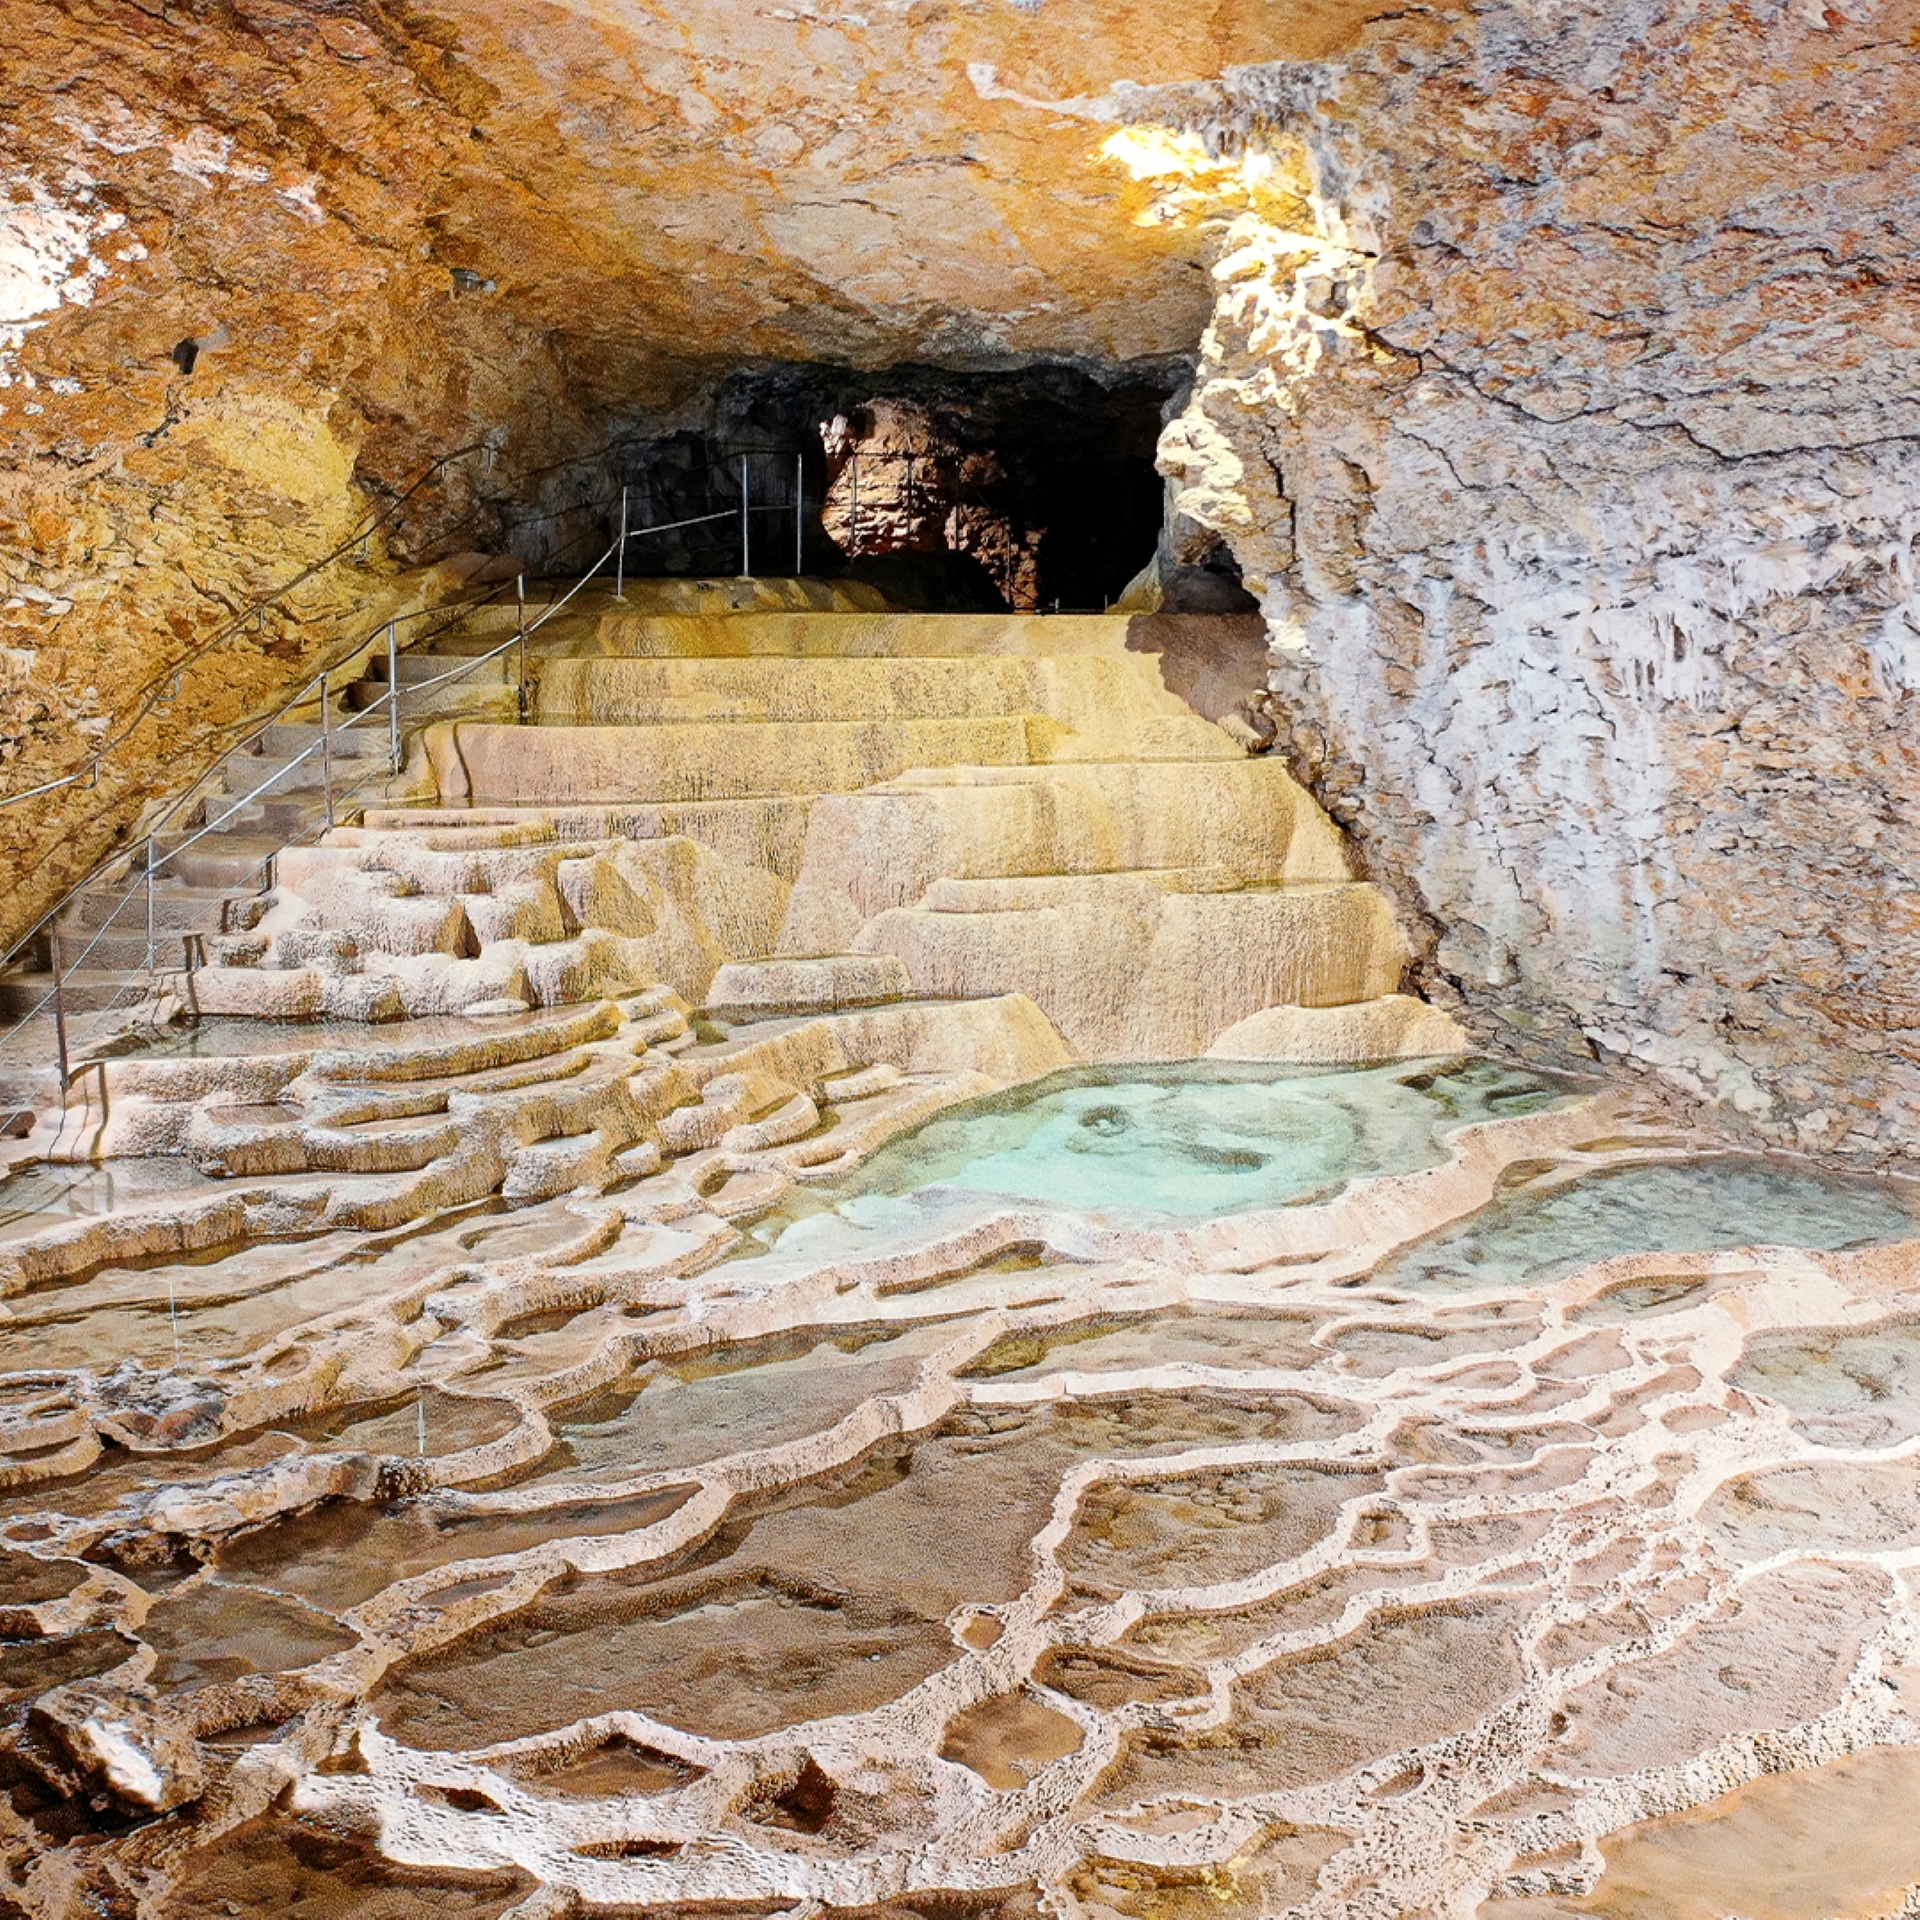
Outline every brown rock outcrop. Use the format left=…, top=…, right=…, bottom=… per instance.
left=1142, top=0, right=1920, bottom=1154
left=8, top=0, right=1920, bottom=1149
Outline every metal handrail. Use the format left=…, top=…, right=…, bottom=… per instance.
left=0, top=597, right=505, bottom=1076
left=0, top=595, right=499, bottom=976
left=0, top=489, right=771, bottom=1088
left=0, top=441, right=494, bottom=817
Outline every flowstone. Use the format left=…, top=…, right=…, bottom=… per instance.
left=0, top=1042, right=1915, bottom=1918
left=6, top=593, right=1920, bottom=1918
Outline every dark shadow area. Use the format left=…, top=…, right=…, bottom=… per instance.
left=608, top=359, right=1192, bottom=611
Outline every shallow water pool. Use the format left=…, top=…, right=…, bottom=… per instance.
left=831, top=1057, right=1571, bottom=1226
left=1375, top=1156, right=1920, bottom=1293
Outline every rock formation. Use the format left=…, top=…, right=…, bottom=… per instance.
left=1140, top=1, right=1920, bottom=1154
left=4, top=5, right=1920, bottom=1907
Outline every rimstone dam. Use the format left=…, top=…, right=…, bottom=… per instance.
left=4, top=4, right=1920, bottom=1918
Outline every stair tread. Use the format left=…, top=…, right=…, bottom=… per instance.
left=78, top=881, right=239, bottom=902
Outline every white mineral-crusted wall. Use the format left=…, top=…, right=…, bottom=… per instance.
left=1134, top=0, right=1920, bottom=1157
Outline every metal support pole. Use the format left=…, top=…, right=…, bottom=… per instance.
left=850, top=454, right=859, bottom=553
left=794, top=453, right=804, bottom=576
left=319, top=670, right=334, bottom=830
left=386, top=622, right=400, bottom=773
left=49, top=925, right=69, bottom=1093
left=144, top=837, right=156, bottom=970
left=615, top=485, right=628, bottom=602
left=739, top=456, right=751, bottom=579
left=516, top=574, right=527, bottom=722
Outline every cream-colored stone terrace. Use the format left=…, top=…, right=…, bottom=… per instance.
left=8, top=588, right=1920, bottom=1920
left=6, top=582, right=1434, bottom=1286
left=175, top=587, right=1422, bottom=1065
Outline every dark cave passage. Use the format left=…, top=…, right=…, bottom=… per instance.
left=601, top=361, right=1205, bottom=612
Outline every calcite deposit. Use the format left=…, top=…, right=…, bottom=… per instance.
left=6, top=1014, right=1920, bottom=1918
left=0, top=582, right=1912, bottom=1916
left=7, top=1, right=1920, bottom=1913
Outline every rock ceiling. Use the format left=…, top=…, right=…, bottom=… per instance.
left=7, top=0, right=1920, bottom=1150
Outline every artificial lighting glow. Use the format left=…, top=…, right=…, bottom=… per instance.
left=1096, top=126, right=1223, bottom=182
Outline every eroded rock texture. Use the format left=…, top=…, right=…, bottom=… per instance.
left=7, top=0, right=1920, bottom=1150
left=1146, top=0, right=1920, bottom=1154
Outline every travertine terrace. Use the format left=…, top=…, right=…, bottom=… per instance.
left=6, top=1, right=1920, bottom=1916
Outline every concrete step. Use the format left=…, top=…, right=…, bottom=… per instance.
left=176, top=798, right=328, bottom=850
left=372, top=651, right=516, bottom=687
left=215, top=751, right=331, bottom=796
left=69, top=883, right=260, bottom=933
left=260, top=720, right=385, bottom=760
left=347, top=679, right=518, bottom=723
left=0, top=969, right=159, bottom=1020
left=151, top=832, right=287, bottom=890
left=47, top=927, right=202, bottom=971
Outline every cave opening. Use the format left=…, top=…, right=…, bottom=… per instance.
left=603, top=360, right=1224, bottom=612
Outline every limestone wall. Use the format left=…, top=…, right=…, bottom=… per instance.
left=0, top=0, right=1291, bottom=932
left=1143, top=0, right=1920, bottom=1157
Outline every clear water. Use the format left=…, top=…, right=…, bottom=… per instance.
left=826, top=1058, right=1571, bottom=1227
left=1733, top=1321, right=1920, bottom=1449
left=1376, top=1157, right=1920, bottom=1294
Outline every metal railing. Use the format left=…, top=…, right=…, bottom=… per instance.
left=5, top=587, right=505, bottom=1094
left=0, top=433, right=878, bottom=1118
left=0, top=477, right=818, bottom=1099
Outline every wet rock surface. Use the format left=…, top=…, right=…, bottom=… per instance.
left=0, top=1046, right=1915, bottom=1914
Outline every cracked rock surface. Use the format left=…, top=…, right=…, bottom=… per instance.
left=1127, top=0, right=1920, bottom=1153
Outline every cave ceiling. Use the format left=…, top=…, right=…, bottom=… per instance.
left=3, top=0, right=1434, bottom=459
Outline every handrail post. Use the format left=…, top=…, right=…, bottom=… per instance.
left=739, top=455, right=750, bottom=580
left=850, top=453, right=860, bottom=553
left=49, top=925, right=69, bottom=1093
left=144, top=837, right=156, bottom=970
left=615, top=486, right=628, bottom=602
left=319, top=670, right=334, bottom=830
left=386, top=623, right=400, bottom=773
left=516, top=573, right=527, bottom=722
left=794, top=453, right=803, bottom=576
